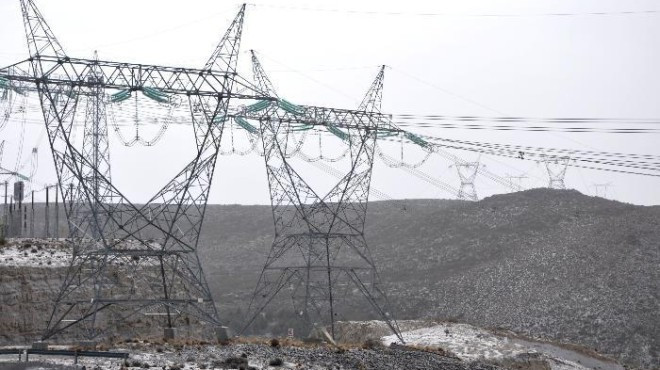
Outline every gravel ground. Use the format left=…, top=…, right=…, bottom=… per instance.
left=0, top=341, right=503, bottom=370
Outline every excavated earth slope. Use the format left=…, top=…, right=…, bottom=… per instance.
left=1, top=189, right=657, bottom=368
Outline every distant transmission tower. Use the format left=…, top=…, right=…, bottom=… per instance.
left=450, top=159, right=481, bottom=201
left=505, top=173, right=527, bottom=193
left=541, top=155, right=570, bottom=189
left=241, top=54, right=403, bottom=342
left=592, top=182, right=612, bottom=198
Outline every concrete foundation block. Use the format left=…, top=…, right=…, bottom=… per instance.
left=164, top=327, right=176, bottom=340
left=77, top=341, right=97, bottom=349
left=215, top=326, right=231, bottom=341
left=31, top=342, right=49, bottom=350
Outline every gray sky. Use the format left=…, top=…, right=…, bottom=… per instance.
left=1, top=0, right=659, bottom=205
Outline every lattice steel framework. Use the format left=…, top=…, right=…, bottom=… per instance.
left=451, top=160, right=481, bottom=201
left=542, top=155, right=570, bottom=189
left=1, top=0, right=267, bottom=340
left=78, top=51, right=112, bottom=238
left=239, top=55, right=403, bottom=342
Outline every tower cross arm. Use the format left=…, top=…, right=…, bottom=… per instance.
left=233, top=105, right=392, bottom=131
left=1, top=57, right=268, bottom=99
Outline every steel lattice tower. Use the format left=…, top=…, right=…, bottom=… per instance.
left=2, top=0, right=267, bottom=340
left=240, top=54, right=403, bottom=342
left=542, top=155, right=570, bottom=189
left=451, top=160, right=481, bottom=201
left=77, top=51, right=112, bottom=239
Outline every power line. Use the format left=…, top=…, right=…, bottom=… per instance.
left=253, top=4, right=660, bottom=18
left=394, top=114, right=660, bottom=125
left=393, top=121, right=660, bottom=134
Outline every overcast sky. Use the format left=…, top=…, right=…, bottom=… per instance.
left=0, top=0, right=658, bottom=206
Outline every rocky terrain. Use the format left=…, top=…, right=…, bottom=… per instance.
left=0, top=189, right=657, bottom=368
left=0, top=338, right=504, bottom=370
left=196, top=189, right=659, bottom=368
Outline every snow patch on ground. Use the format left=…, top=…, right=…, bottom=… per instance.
left=381, top=322, right=618, bottom=370
left=0, top=239, right=71, bottom=268
left=383, top=322, right=529, bottom=360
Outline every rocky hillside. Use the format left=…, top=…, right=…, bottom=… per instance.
left=194, top=189, right=659, bottom=368
left=1, top=189, right=657, bottom=368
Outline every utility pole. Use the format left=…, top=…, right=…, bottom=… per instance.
left=44, top=185, right=49, bottom=238
left=54, top=185, right=59, bottom=239
left=1, top=181, right=7, bottom=239
left=30, top=190, right=34, bottom=237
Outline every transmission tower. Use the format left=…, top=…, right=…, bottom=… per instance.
left=1, top=0, right=269, bottom=341
left=592, top=182, right=612, bottom=198
left=450, top=159, right=481, bottom=201
left=541, top=155, right=570, bottom=189
left=240, top=54, right=402, bottom=342
left=505, top=173, right=527, bottom=192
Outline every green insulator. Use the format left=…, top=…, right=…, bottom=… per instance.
left=112, top=95, right=131, bottom=103
left=143, top=89, right=169, bottom=103
left=377, top=129, right=398, bottom=138
left=245, top=100, right=272, bottom=113
left=291, top=124, right=313, bottom=131
left=111, top=89, right=130, bottom=99
left=404, top=131, right=431, bottom=148
left=327, top=124, right=349, bottom=141
left=278, top=99, right=304, bottom=115
left=235, top=117, right=259, bottom=134
left=111, top=90, right=131, bottom=103
left=144, top=87, right=169, bottom=98
left=212, top=115, right=226, bottom=124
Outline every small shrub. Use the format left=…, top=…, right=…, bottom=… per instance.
left=362, top=339, right=383, bottom=350
left=270, top=338, right=280, bottom=348
left=268, top=358, right=283, bottom=367
left=219, top=356, right=248, bottom=368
